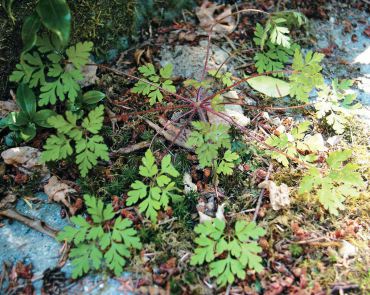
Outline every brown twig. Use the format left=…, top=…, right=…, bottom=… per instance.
left=0, top=209, right=58, bottom=238
left=110, top=141, right=151, bottom=156
left=143, top=118, right=193, bottom=151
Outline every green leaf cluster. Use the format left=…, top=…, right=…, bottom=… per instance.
left=265, top=121, right=319, bottom=166
left=289, top=50, right=325, bottom=102
left=131, top=63, right=176, bottom=105
left=127, top=150, right=181, bottom=223
left=254, top=23, right=300, bottom=77
left=20, top=0, right=71, bottom=53
left=299, top=150, right=365, bottom=215
left=57, top=194, right=142, bottom=278
left=0, top=84, right=56, bottom=144
left=187, top=121, right=239, bottom=174
left=41, top=105, right=109, bottom=177
left=191, top=219, right=265, bottom=286
left=10, top=35, right=93, bottom=106
left=315, top=79, right=361, bottom=134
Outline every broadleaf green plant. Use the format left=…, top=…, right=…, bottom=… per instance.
left=0, top=84, right=57, bottom=144
left=191, top=218, right=265, bottom=286
left=131, top=63, right=176, bottom=105
left=57, top=194, right=142, bottom=278
left=20, top=0, right=71, bottom=53
left=299, top=150, right=365, bottom=215
left=127, top=149, right=182, bottom=223
left=41, top=105, right=109, bottom=176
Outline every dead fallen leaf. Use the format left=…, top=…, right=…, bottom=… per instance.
left=0, top=100, right=18, bottom=118
left=44, top=176, right=77, bottom=215
left=1, top=146, right=49, bottom=178
left=195, top=1, right=236, bottom=36
left=0, top=193, right=17, bottom=210
left=258, top=180, right=290, bottom=210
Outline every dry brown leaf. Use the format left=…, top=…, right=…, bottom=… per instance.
left=0, top=100, right=18, bottom=118
left=1, top=146, right=49, bottom=178
left=195, top=1, right=236, bottom=36
left=44, top=176, right=77, bottom=215
left=258, top=180, right=290, bottom=210
left=0, top=193, right=17, bottom=210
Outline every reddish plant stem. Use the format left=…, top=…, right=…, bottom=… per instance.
left=203, top=106, right=309, bottom=167
left=115, top=104, right=192, bottom=119
left=217, top=101, right=314, bottom=111
left=99, top=65, right=196, bottom=106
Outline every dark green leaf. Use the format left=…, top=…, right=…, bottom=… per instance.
left=82, top=91, right=105, bottom=104
left=20, top=125, right=36, bottom=141
left=16, top=84, right=36, bottom=117
left=22, top=13, right=41, bottom=53
left=36, top=0, right=71, bottom=46
left=33, top=110, right=58, bottom=127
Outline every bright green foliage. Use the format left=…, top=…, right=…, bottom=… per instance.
left=289, top=50, right=325, bottom=102
left=315, top=79, right=361, bottom=134
left=10, top=35, right=93, bottom=106
left=265, top=121, right=320, bottom=166
left=299, top=150, right=365, bottom=215
left=208, top=70, right=233, bottom=87
left=187, top=122, right=238, bottom=174
left=217, top=150, right=239, bottom=175
left=131, top=63, right=176, bottom=105
left=127, top=150, right=181, bottom=223
left=0, top=84, right=57, bottom=144
left=191, top=219, right=265, bottom=286
left=253, top=23, right=300, bottom=77
left=41, top=105, right=109, bottom=176
left=57, top=194, right=141, bottom=278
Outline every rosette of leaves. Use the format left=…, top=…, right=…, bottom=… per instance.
left=191, top=219, right=265, bottom=286
left=131, top=63, right=176, bottom=105
left=41, top=105, right=109, bottom=177
left=265, top=121, right=322, bottom=166
left=0, top=84, right=56, bottom=145
left=57, top=194, right=142, bottom=278
left=187, top=121, right=239, bottom=175
left=315, top=79, right=361, bottom=134
left=299, top=150, right=365, bottom=215
left=127, top=150, right=182, bottom=223
left=10, top=34, right=93, bottom=106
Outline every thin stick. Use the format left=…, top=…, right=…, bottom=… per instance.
left=0, top=209, right=58, bottom=238
left=110, top=141, right=151, bottom=156
left=253, top=163, right=273, bottom=221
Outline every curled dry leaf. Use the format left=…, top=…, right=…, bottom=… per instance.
left=195, top=1, right=236, bottom=36
left=1, top=146, right=49, bottom=178
left=258, top=180, right=290, bottom=211
left=44, top=176, right=77, bottom=215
